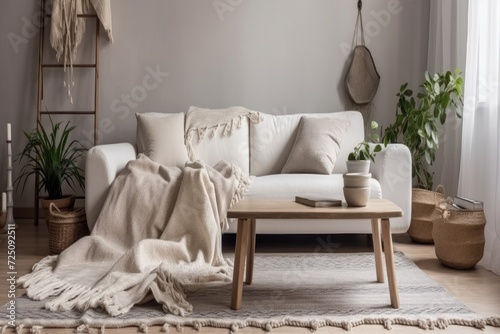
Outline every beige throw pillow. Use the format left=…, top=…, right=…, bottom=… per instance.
left=281, top=116, right=351, bottom=174
left=136, top=113, right=189, bottom=168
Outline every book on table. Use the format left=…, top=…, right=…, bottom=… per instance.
left=295, top=195, right=342, bottom=207
left=453, top=196, right=484, bottom=210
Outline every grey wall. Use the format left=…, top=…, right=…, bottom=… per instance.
left=0, top=0, right=430, bottom=207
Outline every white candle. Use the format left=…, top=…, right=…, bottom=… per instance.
left=7, top=123, right=11, bottom=141
left=1, top=192, right=6, bottom=212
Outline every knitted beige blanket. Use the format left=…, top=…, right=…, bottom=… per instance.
left=18, top=156, right=249, bottom=317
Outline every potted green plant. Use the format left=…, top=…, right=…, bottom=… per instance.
left=347, top=121, right=383, bottom=173
left=382, top=70, right=464, bottom=243
left=15, top=118, right=86, bottom=223
left=382, top=70, right=464, bottom=189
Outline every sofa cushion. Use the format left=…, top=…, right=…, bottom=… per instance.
left=245, top=173, right=382, bottom=201
left=250, top=111, right=364, bottom=176
left=185, top=106, right=254, bottom=175
left=281, top=117, right=350, bottom=174
left=136, top=112, right=189, bottom=168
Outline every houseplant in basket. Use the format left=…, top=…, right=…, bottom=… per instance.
left=347, top=121, right=383, bottom=173
left=15, top=118, right=86, bottom=224
left=382, top=70, right=464, bottom=243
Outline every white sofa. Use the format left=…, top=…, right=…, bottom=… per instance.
left=85, top=110, right=412, bottom=234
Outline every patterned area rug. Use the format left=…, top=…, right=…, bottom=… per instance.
left=1, top=252, right=499, bottom=332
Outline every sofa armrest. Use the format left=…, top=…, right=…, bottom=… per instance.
left=370, top=143, right=412, bottom=233
left=85, top=143, right=137, bottom=231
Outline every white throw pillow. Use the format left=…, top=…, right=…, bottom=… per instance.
left=136, top=113, right=189, bottom=168
left=281, top=117, right=351, bottom=174
left=249, top=113, right=303, bottom=176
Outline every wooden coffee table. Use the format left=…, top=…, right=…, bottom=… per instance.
left=227, top=198, right=404, bottom=310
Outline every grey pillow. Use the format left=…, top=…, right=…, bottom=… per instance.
left=136, top=113, right=189, bottom=168
left=281, top=116, right=351, bottom=174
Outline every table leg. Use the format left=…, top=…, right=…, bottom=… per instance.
left=245, top=218, right=256, bottom=285
left=231, top=218, right=250, bottom=310
left=371, top=218, right=384, bottom=283
left=381, top=218, right=400, bottom=308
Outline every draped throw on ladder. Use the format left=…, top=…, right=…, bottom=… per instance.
left=50, top=0, right=113, bottom=103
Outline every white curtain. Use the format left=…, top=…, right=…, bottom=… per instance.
left=458, top=0, right=500, bottom=275
left=427, top=0, right=468, bottom=196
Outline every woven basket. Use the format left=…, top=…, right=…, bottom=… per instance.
left=344, top=4, right=380, bottom=105
left=432, top=202, right=486, bottom=270
left=408, top=185, right=445, bottom=244
left=41, top=195, right=75, bottom=229
left=345, top=46, right=380, bottom=104
left=48, top=203, right=89, bottom=255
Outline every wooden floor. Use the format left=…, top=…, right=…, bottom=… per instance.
left=1, top=220, right=499, bottom=333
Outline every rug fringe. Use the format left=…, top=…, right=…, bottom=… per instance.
left=4, top=315, right=500, bottom=332
left=76, top=324, right=92, bottom=333
left=200, top=315, right=499, bottom=332
left=487, top=316, right=500, bottom=327
left=29, top=326, right=43, bottom=334
left=2, top=315, right=499, bottom=332
left=15, top=324, right=24, bottom=334
left=211, top=316, right=500, bottom=332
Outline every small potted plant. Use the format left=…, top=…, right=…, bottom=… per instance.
left=382, top=70, right=464, bottom=243
left=15, top=118, right=86, bottom=224
left=347, top=121, right=383, bottom=173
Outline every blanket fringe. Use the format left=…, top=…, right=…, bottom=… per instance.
left=219, top=163, right=252, bottom=231
left=185, top=111, right=263, bottom=162
left=155, top=270, right=193, bottom=317
left=18, top=255, right=103, bottom=313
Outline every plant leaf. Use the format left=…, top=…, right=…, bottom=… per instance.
left=424, top=151, right=432, bottom=165
left=425, top=71, right=431, bottom=82
left=425, top=122, right=431, bottom=137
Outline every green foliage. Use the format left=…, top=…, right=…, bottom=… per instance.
left=15, top=118, right=86, bottom=199
left=348, top=121, right=384, bottom=162
left=382, top=70, right=464, bottom=190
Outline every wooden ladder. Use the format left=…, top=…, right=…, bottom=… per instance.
left=35, top=0, right=99, bottom=225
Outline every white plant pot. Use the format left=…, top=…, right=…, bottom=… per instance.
left=343, top=173, right=371, bottom=188
left=343, top=186, right=371, bottom=207
left=346, top=160, right=370, bottom=174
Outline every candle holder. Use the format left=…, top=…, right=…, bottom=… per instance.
left=3, top=136, right=18, bottom=233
